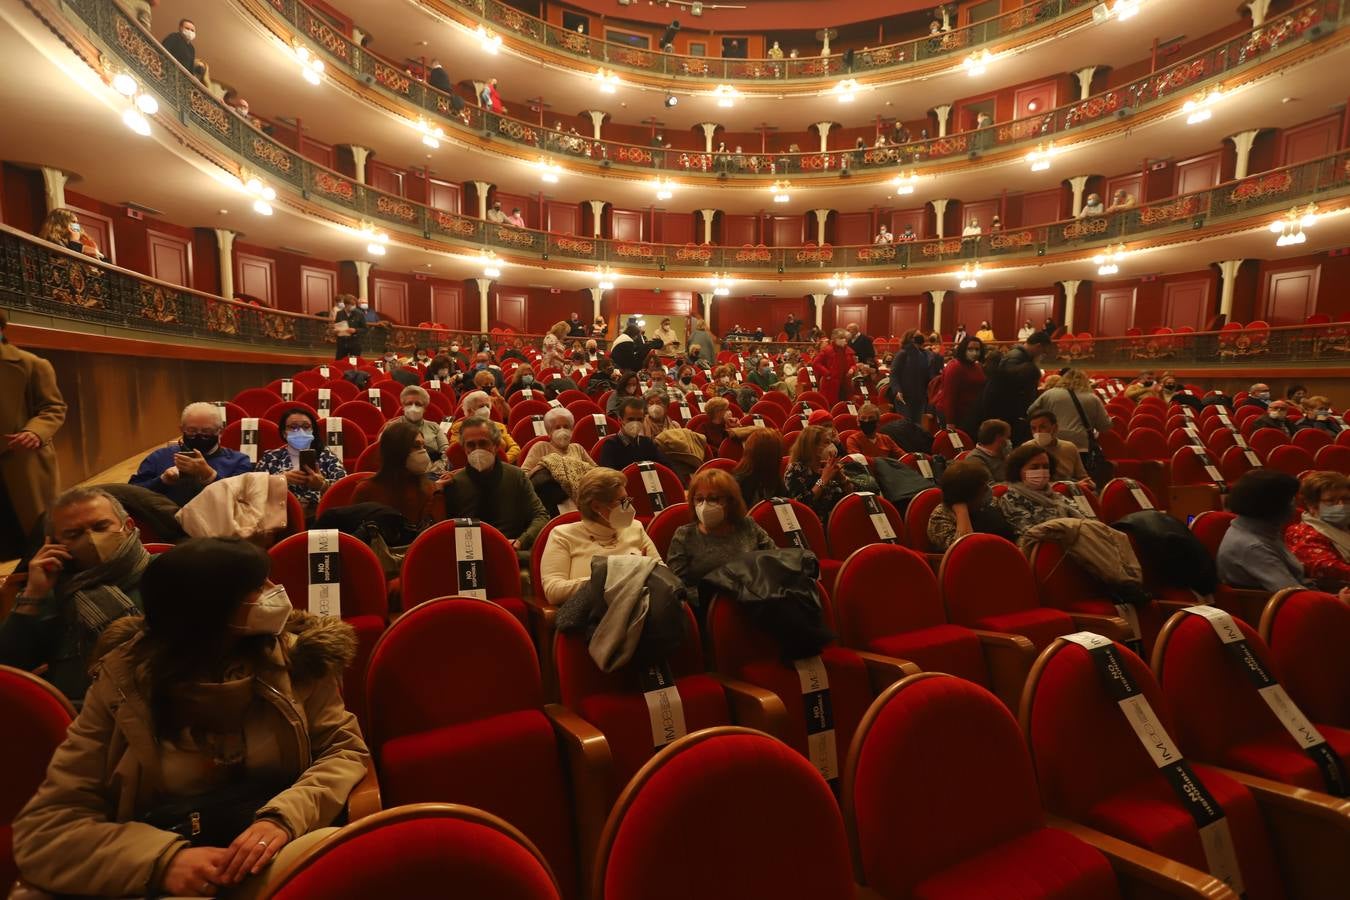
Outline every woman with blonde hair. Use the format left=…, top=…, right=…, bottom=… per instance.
left=541, top=321, right=570, bottom=370
left=1297, top=396, right=1343, bottom=436
left=785, top=424, right=852, bottom=525
left=1026, top=365, right=1111, bottom=454
left=38, top=208, right=104, bottom=259
left=448, top=390, right=521, bottom=462
left=538, top=467, right=662, bottom=604
left=695, top=396, right=740, bottom=451
left=668, top=469, right=775, bottom=587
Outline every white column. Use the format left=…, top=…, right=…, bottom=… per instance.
left=933, top=105, right=951, bottom=138
left=810, top=293, right=827, bottom=329
left=1248, top=0, right=1272, bottom=26
left=930, top=198, right=950, bottom=239
left=215, top=229, right=236, bottom=299
left=585, top=110, right=606, bottom=140
left=812, top=209, right=831, bottom=245
left=1230, top=130, right=1261, bottom=179
left=474, top=277, right=492, bottom=331
left=930, top=289, right=947, bottom=335
left=587, top=287, right=604, bottom=322
left=939, top=6, right=952, bottom=29
left=814, top=121, right=834, bottom=153
left=699, top=292, right=714, bottom=325
left=352, top=260, right=372, bottom=302
left=587, top=200, right=606, bottom=237
left=1067, top=175, right=1090, bottom=216
left=347, top=145, right=372, bottom=184
left=472, top=181, right=493, bottom=219
left=1217, top=259, right=1245, bottom=320
left=698, top=123, right=719, bottom=153
left=39, top=167, right=68, bottom=212
left=698, top=208, right=717, bottom=245
left=1059, top=279, right=1082, bottom=332
left=1074, top=67, right=1098, bottom=101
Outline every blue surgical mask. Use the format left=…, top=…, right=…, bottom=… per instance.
left=521, top=374, right=534, bottom=385
left=1319, top=503, right=1350, bottom=527
left=286, top=429, right=314, bottom=451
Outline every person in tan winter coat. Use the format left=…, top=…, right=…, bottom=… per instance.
left=0, top=309, right=67, bottom=559
left=12, top=538, right=369, bottom=899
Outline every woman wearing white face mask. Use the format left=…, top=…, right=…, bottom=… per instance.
left=667, top=469, right=774, bottom=589
left=12, top=538, right=369, bottom=899
left=995, top=443, right=1083, bottom=539
left=380, top=386, right=448, bottom=475
left=539, top=468, right=662, bottom=605
left=642, top=389, right=675, bottom=438
left=447, top=390, right=520, bottom=463
left=1286, top=471, right=1350, bottom=587
left=354, top=421, right=451, bottom=530
left=939, top=335, right=987, bottom=436
left=521, top=408, right=596, bottom=516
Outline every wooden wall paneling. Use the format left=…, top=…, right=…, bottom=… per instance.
left=721, top=214, right=759, bottom=246
left=1094, top=286, right=1137, bottom=335
left=1262, top=266, right=1320, bottom=324
left=427, top=179, right=462, bottom=214
left=833, top=212, right=872, bottom=246
left=1015, top=294, right=1055, bottom=331
left=611, top=208, right=644, bottom=242
left=430, top=284, right=463, bottom=328
left=1278, top=114, right=1341, bottom=167
left=146, top=229, right=192, bottom=287
left=888, top=208, right=927, bottom=239
left=547, top=201, right=580, bottom=235
left=1161, top=278, right=1211, bottom=331
left=1012, top=78, right=1058, bottom=121
left=300, top=137, right=335, bottom=169
left=833, top=303, right=868, bottom=334
left=235, top=253, right=275, bottom=305
left=372, top=278, right=409, bottom=324
left=956, top=296, right=995, bottom=331
left=68, top=206, right=116, bottom=265
left=660, top=212, right=695, bottom=245
left=1174, top=152, right=1221, bottom=195
left=1106, top=173, right=1144, bottom=205
left=960, top=200, right=1000, bottom=232
left=300, top=266, right=337, bottom=317
left=367, top=161, right=404, bottom=197
left=889, top=302, right=924, bottom=337
left=1018, top=189, right=1063, bottom=226
left=496, top=292, right=528, bottom=331
left=771, top=215, right=806, bottom=247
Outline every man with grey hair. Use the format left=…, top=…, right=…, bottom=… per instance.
left=441, top=416, right=548, bottom=551
left=129, top=401, right=252, bottom=505
left=383, top=384, right=449, bottom=474
left=0, top=487, right=148, bottom=703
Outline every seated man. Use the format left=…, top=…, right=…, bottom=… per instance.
left=129, top=402, right=253, bottom=505
left=1026, top=410, right=1092, bottom=489
left=598, top=397, right=677, bottom=472
left=0, top=487, right=147, bottom=703
left=967, top=419, right=1011, bottom=483
left=1242, top=382, right=1271, bottom=410
left=1251, top=399, right=1297, bottom=437
left=441, top=417, right=548, bottom=551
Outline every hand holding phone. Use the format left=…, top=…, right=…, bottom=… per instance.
left=299, top=449, right=318, bottom=470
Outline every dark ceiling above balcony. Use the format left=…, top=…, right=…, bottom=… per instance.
left=507, top=0, right=936, bottom=33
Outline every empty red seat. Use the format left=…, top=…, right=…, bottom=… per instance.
left=1260, top=590, right=1350, bottom=728
left=1248, top=427, right=1290, bottom=462
left=266, top=804, right=561, bottom=900
left=315, top=471, right=373, bottom=520
left=826, top=492, right=905, bottom=558
left=401, top=520, right=529, bottom=628
left=645, top=502, right=690, bottom=560
left=331, top=401, right=389, bottom=439
left=1098, top=477, right=1160, bottom=523
left=508, top=399, right=552, bottom=427
left=1266, top=444, right=1315, bottom=477
left=593, top=729, right=856, bottom=900
left=1315, top=444, right=1350, bottom=475
left=219, top=418, right=283, bottom=464
left=939, top=535, right=1081, bottom=650
left=320, top=417, right=369, bottom=473
left=621, top=462, right=686, bottom=518
left=1123, top=428, right=1167, bottom=461
left=844, top=673, right=1120, bottom=899
left=903, top=487, right=944, bottom=552
left=1293, top=428, right=1333, bottom=453
left=231, top=387, right=283, bottom=418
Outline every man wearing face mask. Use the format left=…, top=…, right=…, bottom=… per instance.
left=130, top=402, right=253, bottom=506
left=1251, top=399, right=1298, bottom=437
left=441, top=419, right=548, bottom=551
left=1242, top=382, right=1272, bottom=410
left=332, top=294, right=365, bottom=360
left=748, top=357, right=777, bottom=391
left=382, top=386, right=449, bottom=474
left=449, top=390, right=520, bottom=462
left=160, top=18, right=198, bottom=77
left=0, top=487, right=148, bottom=703
left=1025, top=410, right=1091, bottom=488
left=597, top=398, right=676, bottom=472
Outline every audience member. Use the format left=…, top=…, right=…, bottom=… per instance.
left=427, top=59, right=452, bottom=91
left=352, top=420, right=449, bottom=530
left=1017, top=321, right=1035, bottom=342
left=1298, top=396, right=1342, bottom=435
left=846, top=403, right=901, bottom=459
left=0, top=487, right=146, bottom=703
left=927, top=460, right=1016, bottom=550
left=539, top=321, right=569, bottom=370
left=890, top=332, right=931, bottom=422
left=967, top=418, right=1011, bottom=482
left=485, top=201, right=508, bottom=224
left=449, top=390, right=520, bottom=461
left=733, top=428, right=787, bottom=506
left=938, top=335, right=986, bottom=435
left=160, top=18, right=197, bottom=75
left=747, top=356, right=777, bottom=391
left=598, top=397, right=676, bottom=471
left=1242, top=382, right=1271, bottom=409
left=38, top=208, right=104, bottom=259
left=331, top=295, right=365, bottom=359
left=996, top=443, right=1083, bottom=538
left=874, top=225, right=893, bottom=245
left=566, top=312, right=587, bottom=337
left=1285, top=471, right=1350, bottom=587
left=642, top=390, right=675, bottom=438
left=667, top=469, right=775, bottom=588
left=11, top=538, right=368, bottom=899
left=783, top=313, right=802, bottom=342
left=505, top=364, right=538, bottom=397
left=130, top=403, right=253, bottom=506
left=1078, top=193, right=1104, bottom=217
left=383, top=386, right=449, bottom=473
left=1122, top=371, right=1162, bottom=402
left=256, top=408, right=346, bottom=517
left=505, top=207, right=526, bottom=227
left=539, top=467, right=662, bottom=605
left=1105, top=189, right=1136, bottom=213
left=441, top=417, right=547, bottom=550
left=1251, top=399, right=1297, bottom=437
left=695, top=396, right=739, bottom=450
left=480, top=77, right=505, bottom=113
left=845, top=322, right=876, bottom=365
left=1217, top=469, right=1313, bottom=591
left=981, top=332, right=1051, bottom=443
left=652, top=318, right=680, bottom=349
left=0, top=308, right=66, bottom=558
left=974, top=321, right=995, bottom=342
left=521, top=407, right=595, bottom=514
left=1026, top=367, right=1110, bottom=455
left=785, top=425, right=852, bottom=526
left=816, top=329, right=857, bottom=403
left=1286, top=384, right=1308, bottom=405
left=1026, top=410, right=1091, bottom=487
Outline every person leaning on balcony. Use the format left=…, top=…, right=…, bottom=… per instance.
left=38, top=208, right=104, bottom=260
left=485, top=201, right=508, bottom=224
left=160, top=18, right=197, bottom=76
left=1078, top=193, right=1105, bottom=217
left=1106, top=189, right=1136, bottom=213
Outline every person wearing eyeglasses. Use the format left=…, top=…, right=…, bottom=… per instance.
left=129, top=402, right=253, bottom=506
left=667, top=469, right=773, bottom=589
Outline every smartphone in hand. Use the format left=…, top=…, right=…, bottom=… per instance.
left=299, top=448, right=318, bottom=470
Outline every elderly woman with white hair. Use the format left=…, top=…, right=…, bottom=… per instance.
left=381, top=384, right=449, bottom=474
left=448, top=389, right=521, bottom=463
left=129, top=401, right=254, bottom=506
left=522, top=406, right=596, bottom=515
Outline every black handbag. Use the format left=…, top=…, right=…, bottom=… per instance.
left=1067, top=390, right=1116, bottom=485
left=140, top=776, right=290, bottom=847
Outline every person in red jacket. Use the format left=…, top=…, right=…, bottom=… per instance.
left=1286, top=471, right=1350, bottom=587
left=939, top=335, right=988, bottom=436
left=815, top=328, right=856, bottom=403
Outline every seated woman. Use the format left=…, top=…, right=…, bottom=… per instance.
left=642, top=389, right=675, bottom=438
left=845, top=402, right=902, bottom=459
left=995, top=443, right=1084, bottom=539
left=696, top=397, right=741, bottom=451
left=926, top=459, right=1016, bottom=550
left=1297, top=396, right=1343, bottom=435
left=381, top=385, right=449, bottom=474
left=734, top=428, right=787, bottom=507
left=12, top=538, right=368, bottom=899
left=255, top=407, right=346, bottom=521
left=448, top=390, right=520, bottom=462
left=668, top=469, right=775, bottom=588
left=706, top=365, right=739, bottom=398
left=784, top=425, right=853, bottom=527
left=39, top=207, right=105, bottom=259
left=1286, top=471, right=1350, bottom=588
left=1218, top=469, right=1315, bottom=592
left=606, top=371, right=645, bottom=418
left=521, top=407, right=596, bottom=515
left=539, top=467, right=662, bottom=605
left=504, top=364, right=538, bottom=397
left=353, top=421, right=451, bottom=531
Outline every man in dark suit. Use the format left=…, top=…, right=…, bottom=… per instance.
left=161, top=19, right=197, bottom=76
left=846, top=322, right=876, bottom=365
left=427, top=60, right=453, bottom=92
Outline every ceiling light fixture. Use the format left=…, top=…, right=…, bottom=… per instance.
left=664, top=94, right=679, bottom=108
left=293, top=44, right=325, bottom=85
left=771, top=180, right=791, bottom=203
left=359, top=221, right=389, bottom=256
left=710, top=273, right=732, bottom=296
left=962, top=50, right=992, bottom=76
left=828, top=273, right=852, bottom=297
left=1025, top=142, right=1058, bottom=172
left=477, top=25, right=503, bottom=54
left=891, top=171, right=918, bottom=195
left=834, top=78, right=859, bottom=103
left=1112, top=0, right=1142, bottom=20
left=653, top=177, right=675, bottom=201
left=1092, top=243, right=1126, bottom=276
left=241, top=173, right=277, bottom=215
left=957, top=262, right=982, bottom=289
left=111, top=72, right=158, bottom=134
left=596, top=266, right=617, bottom=291
left=594, top=69, right=621, bottom=94
left=712, top=84, right=739, bottom=107
left=416, top=118, right=445, bottom=149
left=121, top=108, right=152, bottom=136
left=1182, top=86, right=1223, bottom=125
left=1270, top=202, right=1318, bottom=246
left=480, top=249, right=502, bottom=278
left=534, top=158, right=563, bottom=183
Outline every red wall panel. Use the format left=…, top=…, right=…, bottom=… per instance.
left=430, top=284, right=463, bottom=329
left=495, top=292, right=528, bottom=331
left=492, top=191, right=538, bottom=228
left=1175, top=152, right=1221, bottom=196
left=888, top=301, right=924, bottom=337
left=426, top=179, right=461, bottom=214
left=1162, top=278, right=1211, bottom=331
left=1279, top=114, right=1341, bottom=166
left=960, top=200, right=1000, bottom=232
left=1093, top=286, right=1137, bottom=336
left=1106, top=173, right=1144, bottom=207
left=1, top=163, right=44, bottom=233
left=711, top=295, right=811, bottom=336
left=888, top=208, right=927, bottom=239
left=67, top=206, right=117, bottom=267
left=721, top=214, right=759, bottom=246
left=1261, top=265, right=1320, bottom=324
left=300, top=266, right=337, bottom=317
left=611, top=208, right=644, bottom=242
left=1018, top=189, right=1063, bottom=226
left=658, top=212, right=696, bottom=245
left=146, top=229, right=192, bottom=287
left=770, top=215, right=806, bottom=247
left=833, top=212, right=873, bottom=246
left=235, top=253, right=276, bottom=306
left=956, top=296, right=996, bottom=333
left=372, top=278, right=409, bottom=324
left=367, top=162, right=404, bottom=197
left=546, top=201, right=580, bottom=235
left=1015, top=294, right=1055, bottom=331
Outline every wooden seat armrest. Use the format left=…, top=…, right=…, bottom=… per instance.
left=530, top=603, right=559, bottom=703
left=1046, top=816, right=1238, bottom=899
left=345, top=757, right=382, bottom=821
left=1156, top=599, right=1196, bottom=614
left=1067, top=613, right=1132, bottom=642
left=1213, top=587, right=1272, bottom=627
left=852, top=650, right=920, bottom=694
left=545, top=703, right=615, bottom=900
left=971, top=630, right=1036, bottom=712
left=712, top=674, right=789, bottom=740
left=1210, top=766, right=1350, bottom=900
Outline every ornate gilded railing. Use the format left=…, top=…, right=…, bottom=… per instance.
left=240, top=0, right=1341, bottom=179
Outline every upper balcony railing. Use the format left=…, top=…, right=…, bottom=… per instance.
left=414, top=0, right=1095, bottom=82
left=244, top=0, right=1342, bottom=180
left=41, top=0, right=1350, bottom=279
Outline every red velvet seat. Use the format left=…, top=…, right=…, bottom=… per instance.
left=402, top=520, right=529, bottom=628
left=571, top=413, right=621, bottom=450
left=844, top=673, right=1119, bottom=899
left=264, top=804, right=561, bottom=900
left=748, top=498, right=842, bottom=591
left=940, top=534, right=1079, bottom=650
left=510, top=415, right=551, bottom=447
left=231, top=387, right=283, bottom=418
left=1050, top=481, right=1103, bottom=518
left=1220, top=444, right=1262, bottom=484
left=931, top=426, right=972, bottom=460
left=1124, top=428, right=1167, bottom=461
left=1266, top=444, right=1315, bottom=477
left=268, top=531, right=388, bottom=730
left=594, top=729, right=856, bottom=900
left=508, top=399, right=552, bottom=427
left=826, top=492, right=905, bottom=557
left=315, top=471, right=373, bottom=520
left=331, top=401, right=389, bottom=439
left=1022, top=636, right=1285, bottom=900
left=1260, top=590, right=1350, bottom=728
left=219, top=418, right=283, bottom=464
left=1098, top=477, right=1159, bottom=523
left=1292, top=428, right=1333, bottom=453
left=645, top=502, right=690, bottom=560
left=365, top=598, right=596, bottom=899
left=621, top=462, right=686, bottom=518
left=1314, top=443, right=1350, bottom=475
left=1248, top=427, right=1290, bottom=462
left=0, top=667, right=75, bottom=895
left=1170, top=445, right=1224, bottom=486
left=1155, top=610, right=1350, bottom=793
left=320, top=417, right=369, bottom=473
left=904, top=487, right=943, bottom=552
left=1027, top=541, right=1167, bottom=653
